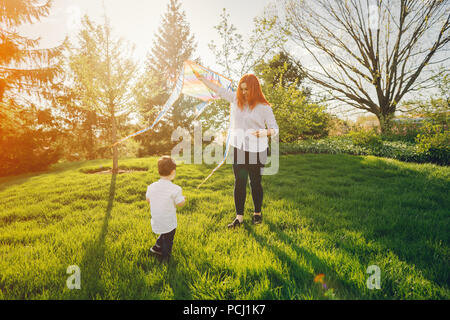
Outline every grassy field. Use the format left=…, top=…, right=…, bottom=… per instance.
left=0, top=154, right=449, bottom=299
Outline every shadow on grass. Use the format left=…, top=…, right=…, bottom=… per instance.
left=167, top=258, right=194, bottom=299
left=267, top=154, right=449, bottom=297
left=0, top=160, right=104, bottom=192
left=245, top=220, right=367, bottom=299
left=73, top=173, right=116, bottom=299
left=243, top=223, right=317, bottom=299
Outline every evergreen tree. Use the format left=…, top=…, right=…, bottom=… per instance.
left=0, top=0, right=64, bottom=176
left=0, top=0, right=63, bottom=103
left=137, top=0, right=198, bottom=155
left=146, top=0, right=196, bottom=87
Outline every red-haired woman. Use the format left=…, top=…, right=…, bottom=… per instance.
left=195, top=72, right=279, bottom=228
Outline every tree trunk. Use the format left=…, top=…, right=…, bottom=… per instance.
left=377, top=112, right=394, bottom=134
left=0, top=79, right=6, bottom=103
left=87, top=111, right=95, bottom=160
left=111, top=113, right=118, bottom=174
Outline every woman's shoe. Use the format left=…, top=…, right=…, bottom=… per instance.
left=227, top=218, right=242, bottom=229
left=252, top=214, right=262, bottom=225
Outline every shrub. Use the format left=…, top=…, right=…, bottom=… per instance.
left=0, top=104, right=62, bottom=176
left=280, top=136, right=447, bottom=165
left=416, top=123, right=450, bottom=165
left=327, top=116, right=353, bottom=136
left=347, top=130, right=383, bottom=149
left=262, top=81, right=331, bottom=142
left=382, top=120, right=423, bottom=143
left=0, top=133, right=62, bottom=176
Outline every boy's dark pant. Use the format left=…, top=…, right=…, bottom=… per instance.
left=232, top=147, right=268, bottom=215
left=155, top=228, right=176, bottom=260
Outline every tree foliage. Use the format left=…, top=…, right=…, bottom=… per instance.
left=0, top=101, right=61, bottom=176
left=254, top=51, right=306, bottom=89
left=255, top=54, right=330, bottom=142
left=0, top=0, right=64, bottom=176
left=0, top=0, right=64, bottom=104
left=208, top=7, right=287, bottom=81
left=66, top=15, right=137, bottom=171
left=137, top=0, right=198, bottom=155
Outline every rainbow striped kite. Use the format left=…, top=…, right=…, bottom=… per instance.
left=113, top=60, right=235, bottom=187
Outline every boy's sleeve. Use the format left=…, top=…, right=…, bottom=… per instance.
left=173, top=187, right=185, bottom=205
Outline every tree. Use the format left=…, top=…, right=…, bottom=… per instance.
left=67, top=15, right=137, bottom=173
left=137, top=0, right=197, bottom=155
left=0, top=0, right=63, bottom=104
left=255, top=56, right=330, bottom=142
left=0, top=100, right=62, bottom=176
left=0, top=0, right=64, bottom=176
left=203, top=8, right=288, bottom=134
left=52, top=86, right=107, bottom=161
left=208, top=8, right=287, bottom=81
left=146, top=0, right=196, bottom=87
left=254, top=50, right=306, bottom=89
left=275, top=0, right=450, bottom=133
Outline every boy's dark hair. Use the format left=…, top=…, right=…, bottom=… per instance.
left=158, top=156, right=176, bottom=176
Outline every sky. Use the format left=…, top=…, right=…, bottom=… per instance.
left=18, top=0, right=275, bottom=71
left=17, top=0, right=447, bottom=121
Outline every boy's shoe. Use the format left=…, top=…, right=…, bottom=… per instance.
left=252, top=214, right=262, bottom=225
left=227, top=218, right=242, bottom=229
left=150, top=245, right=162, bottom=256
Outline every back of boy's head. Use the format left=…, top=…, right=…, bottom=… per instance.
left=158, top=156, right=176, bottom=176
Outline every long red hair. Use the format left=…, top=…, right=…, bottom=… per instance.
left=237, top=74, right=271, bottom=110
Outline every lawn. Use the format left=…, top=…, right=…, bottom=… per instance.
left=0, top=154, right=448, bottom=299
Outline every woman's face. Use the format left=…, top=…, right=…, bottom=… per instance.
left=240, top=82, right=248, bottom=99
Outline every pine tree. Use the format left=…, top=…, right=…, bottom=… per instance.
left=0, top=0, right=64, bottom=176
left=0, top=0, right=63, bottom=103
left=137, top=0, right=198, bottom=155
left=147, top=0, right=196, bottom=87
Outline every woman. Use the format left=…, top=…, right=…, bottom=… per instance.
left=195, top=71, right=279, bottom=228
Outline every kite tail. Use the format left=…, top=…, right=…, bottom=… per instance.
left=197, top=103, right=234, bottom=189
left=196, top=130, right=232, bottom=189
left=110, top=69, right=185, bottom=148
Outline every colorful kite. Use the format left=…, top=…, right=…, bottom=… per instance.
left=112, top=60, right=235, bottom=187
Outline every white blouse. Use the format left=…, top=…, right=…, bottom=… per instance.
left=213, top=85, right=279, bottom=153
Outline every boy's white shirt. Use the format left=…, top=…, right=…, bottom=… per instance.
left=146, top=179, right=184, bottom=234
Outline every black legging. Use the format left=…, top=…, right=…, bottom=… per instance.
left=232, top=147, right=268, bottom=215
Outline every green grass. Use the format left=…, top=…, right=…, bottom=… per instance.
left=0, top=154, right=449, bottom=300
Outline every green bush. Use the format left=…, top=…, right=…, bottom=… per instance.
left=280, top=136, right=448, bottom=165
left=382, top=120, right=423, bottom=143
left=0, top=104, right=62, bottom=176
left=347, top=130, right=383, bottom=149
left=262, top=81, right=330, bottom=143
left=416, top=123, right=450, bottom=165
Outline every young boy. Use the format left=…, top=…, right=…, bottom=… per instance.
left=146, top=156, right=185, bottom=262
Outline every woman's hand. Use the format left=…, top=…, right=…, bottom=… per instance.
left=251, top=129, right=267, bottom=137
left=251, top=129, right=275, bottom=137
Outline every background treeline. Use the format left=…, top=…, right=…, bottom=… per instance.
left=1, top=0, right=448, bottom=176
